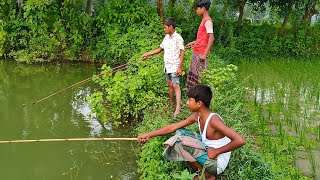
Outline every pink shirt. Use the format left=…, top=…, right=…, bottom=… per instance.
left=193, top=16, right=213, bottom=54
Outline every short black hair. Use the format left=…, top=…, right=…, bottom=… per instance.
left=187, top=84, right=212, bottom=108
left=164, top=17, right=176, bottom=28
left=196, top=0, right=211, bottom=10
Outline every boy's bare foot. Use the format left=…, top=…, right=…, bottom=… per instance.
left=193, top=175, right=199, bottom=180
left=173, top=105, right=181, bottom=118
left=173, top=110, right=180, bottom=118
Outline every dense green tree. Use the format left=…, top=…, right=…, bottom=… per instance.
left=268, top=0, right=309, bottom=35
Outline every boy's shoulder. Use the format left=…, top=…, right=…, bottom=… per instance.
left=173, top=32, right=184, bottom=41
left=209, top=113, right=225, bottom=125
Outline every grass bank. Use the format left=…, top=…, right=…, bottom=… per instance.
left=135, top=55, right=279, bottom=179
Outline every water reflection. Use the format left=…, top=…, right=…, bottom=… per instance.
left=248, top=82, right=320, bottom=128
left=71, top=87, right=104, bottom=137
left=0, top=60, right=138, bottom=180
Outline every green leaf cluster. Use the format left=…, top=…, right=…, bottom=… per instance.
left=0, top=0, right=162, bottom=62
left=88, top=57, right=167, bottom=124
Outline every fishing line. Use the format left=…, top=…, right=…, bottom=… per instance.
left=32, top=57, right=157, bottom=105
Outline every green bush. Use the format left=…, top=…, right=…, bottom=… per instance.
left=1, top=0, right=162, bottom=63
left=214, top=19, right=320, bottom=59
left=88, top=55, right=167, bottom=124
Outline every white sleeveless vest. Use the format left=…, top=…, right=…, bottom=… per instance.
left=198, top=113, right=231, bottom=175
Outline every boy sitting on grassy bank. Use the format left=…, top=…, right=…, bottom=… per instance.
left=142, top=17, right=185, bottom=117
left=138, top=84, right=246, bottom=179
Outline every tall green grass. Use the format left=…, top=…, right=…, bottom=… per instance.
left=237, top=58, right=320, bottom=179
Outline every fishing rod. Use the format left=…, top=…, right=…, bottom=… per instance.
left=32, top=57, right=157, bottom=105
left=0, top=137, right=138, bottom=144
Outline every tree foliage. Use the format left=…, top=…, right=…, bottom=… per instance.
left=0, top=0, right=319, bottom=62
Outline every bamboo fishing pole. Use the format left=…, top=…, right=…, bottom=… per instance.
left=32, top=57, right=156, bottom=105
left=0, top=137, right=138, bottom=144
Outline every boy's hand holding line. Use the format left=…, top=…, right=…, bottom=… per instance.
left=141, top=52, right=150, bottom=60
left=141, top=48, right=162, bottom=60
left=138, top=133, right=151, bottom=143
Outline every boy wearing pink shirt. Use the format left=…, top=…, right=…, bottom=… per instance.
left=185, top=0, right=214, bottom=90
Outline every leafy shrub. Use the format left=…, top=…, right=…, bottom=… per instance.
left=88, top=56, right=168, bottom=124
left=1, top=0, right=162, bottom=63
left=214, top=19, right=320, bottom=59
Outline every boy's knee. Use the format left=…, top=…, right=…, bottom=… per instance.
left=172, top=83, right=180, bottom=89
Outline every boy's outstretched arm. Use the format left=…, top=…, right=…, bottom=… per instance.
left=138, top=113, right=198, bottom=143
left=141, top=48, right=163, bottom=59
left=206, top=115, right=246, bottom=159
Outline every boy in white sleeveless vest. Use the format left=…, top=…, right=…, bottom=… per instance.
left=138, top=84, right=246, bottom=179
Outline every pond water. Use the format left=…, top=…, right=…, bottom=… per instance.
left=0, top=60, right=138, bottom=180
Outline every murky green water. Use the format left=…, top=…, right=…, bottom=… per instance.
left=0, top=60, right=138, bottom=180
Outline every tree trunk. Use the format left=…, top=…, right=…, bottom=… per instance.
left=16, top=0, right=23, bottom=14
left=157, top=0, right=164, bottom=22
left=17, top=0, right=23, bottom=7
left=278, top=3, right=293, bottom=36
left=170, top=0, right=176, bottom=17
left=237, top=0, right=246, bottom=26
left=222, top=1, right=228, bottom=18
left=85, top=0, right=92, bottom=14
left=303, top=0, right=318, bottom=23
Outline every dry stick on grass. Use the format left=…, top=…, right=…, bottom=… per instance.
left=0, top=137, right=138, bottom=144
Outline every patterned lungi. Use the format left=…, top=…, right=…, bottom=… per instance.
left=186, top=53, right=208, bottom=90
left=163, top=129, right=217, bottom=175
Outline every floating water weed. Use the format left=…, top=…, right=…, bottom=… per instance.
left=62, top=161, right=84, bottom=180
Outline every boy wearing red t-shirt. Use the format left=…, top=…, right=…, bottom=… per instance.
left=185, top=0, right=214, bottom=90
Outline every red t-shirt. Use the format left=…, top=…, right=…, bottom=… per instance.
left=193, top=16, right=212, bottom=54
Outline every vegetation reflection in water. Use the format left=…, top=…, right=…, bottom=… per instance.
left=0, top=60, right=138, bottom=180
left=237, top=59, right=320, bottom=179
